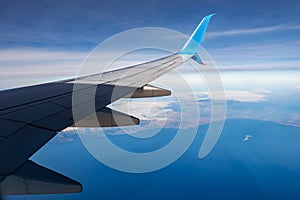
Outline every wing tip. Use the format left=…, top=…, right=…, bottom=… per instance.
left=179, top=13, right=215, bottom=55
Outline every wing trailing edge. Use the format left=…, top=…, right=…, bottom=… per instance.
left=0, top=160, right=82, bottom=195
left=123, top=84, right=171, bottom=98
left=74, top=107, right=140, bottom=128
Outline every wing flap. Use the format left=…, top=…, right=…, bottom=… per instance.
left=74, top=107, right=140, bottom=127
left=1, top=160, right=82, bottom=195
left=123, top=84, right=171, bottom=98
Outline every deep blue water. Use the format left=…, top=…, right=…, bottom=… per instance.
left=4, top=119, right=300, bottom=200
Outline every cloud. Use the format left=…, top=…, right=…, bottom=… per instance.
left=0, top=49, right=86, bottom=89
left=0, top=49, right=85, bottom=62
left=197, top=90, right=270, bottom=103
left=108, top=98, right=188, bottom=130
left=0, top=49, right=85, bottom=78
left=207, top=24, right=300, bottom=38
left=224, top=90, right=268, bottom=102
left=207, top=39, right=300, bottom=71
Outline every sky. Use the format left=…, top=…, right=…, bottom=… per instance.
left=0, top=0, right=299, bottom=49
left=0, top=0, right=300, bottom=88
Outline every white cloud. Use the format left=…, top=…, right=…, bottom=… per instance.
left=109, top=98, right=181, bottom=130
left=0, top=49, right=86, bottom=88
left=0, top=49, right=86, bottom=62
left=225, top=90, right=267, bottom=102
left=208, top=39, right=300, bottom=71
left=197, top=90, right=270, bottom=103
left=207, top=24, right=300, bottom=38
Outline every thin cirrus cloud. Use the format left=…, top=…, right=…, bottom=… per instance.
left=0, top=49, right=86, bottom=89
left=196, top=90, right=269, bottom=103
left=206, top=24, right=300, bottom=38
left=0, top=49, right=85, bottom=79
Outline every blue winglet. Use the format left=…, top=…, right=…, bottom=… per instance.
left=179, top=14, right=215, bottom=63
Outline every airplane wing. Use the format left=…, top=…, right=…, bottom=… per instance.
left=0, top=14, right=214, bottom=195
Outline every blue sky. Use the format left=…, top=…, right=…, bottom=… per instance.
left=1, top=0, right=299, bottom=49
left=0, top=0, right=300, bottom=89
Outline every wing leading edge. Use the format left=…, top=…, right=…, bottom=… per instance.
left=0, top=14, right=214, bottom=195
